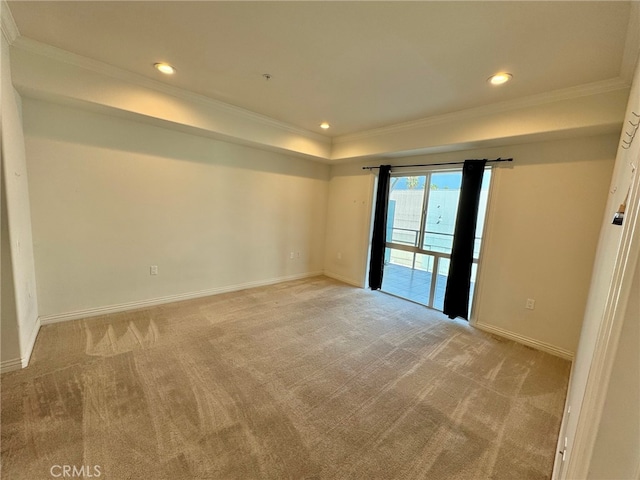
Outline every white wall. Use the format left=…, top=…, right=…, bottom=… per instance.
left=1, top=28, right=39, bottom=370
left=475, top=137, right=615, bottom=356
left=558, top=52, right=640, bottom=480
left=1, top=162, right=21, bottom=365
left=587, top=254, right=640, bottom=479
left=324, top=134, right=617, bottom=357
left=323, top=164, right=374, bottom=287
left=23, top=98, right=329, bottom=320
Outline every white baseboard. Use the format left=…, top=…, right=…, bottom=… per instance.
left=39, top=271, right=324, bottom=325
left=323, top=270, right=364, bottom=288
left=474, top=321, right=574, bottom=360
left=1, top=317, right=41, bottom=374
left=0, top=357, right=23, bottom=373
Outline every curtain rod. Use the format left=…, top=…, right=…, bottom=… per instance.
left=361, top=157, right=513, bottom=170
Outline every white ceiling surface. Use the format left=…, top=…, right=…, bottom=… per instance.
left=7, top=1, right=634, bottom=138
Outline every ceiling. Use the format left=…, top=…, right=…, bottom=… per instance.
left=6, top=1, right=634, bottom=137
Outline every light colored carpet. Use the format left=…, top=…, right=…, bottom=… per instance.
left=1, top=276, right=570, bottom=479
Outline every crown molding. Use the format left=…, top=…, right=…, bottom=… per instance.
left=333, top=77, right=630, bottom=145
left=11, top=36, right=330, bottom=145
left=9, top=31, right=631, bottom=162
left=1, top=0, right=19, bottom=44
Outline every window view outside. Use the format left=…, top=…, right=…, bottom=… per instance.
left=381, top=169, right=491, bottom=312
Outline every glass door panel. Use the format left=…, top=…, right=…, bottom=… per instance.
left=432, top=257, right=450, bottom=311
left=474, top=170, right=492, bottom=259
left=387, top=175, right=427, bottom=247
left=381, top=168, right=490, bottom=316
left=423, top=171, right=462, bottom=254
left=382, top=248, right=434, bottom=306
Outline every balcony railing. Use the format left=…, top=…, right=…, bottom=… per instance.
left=383, top=227, right=480, bottom=310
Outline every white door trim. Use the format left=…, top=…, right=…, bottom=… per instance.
left=563, top=151, right=640, bottom=478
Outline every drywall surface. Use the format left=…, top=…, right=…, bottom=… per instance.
left=1, top=168, right=21, bottom=365
left=323, top=164, right=374, bottom=286
left=1, top=31, right=39, bottom=368
left=475, top=136, right=615, bottom=355
left=324, top=135, right=616, bottom=355
left=10, top=37, right=626, bottom=163
left=587, top=255, right=640, bottom=479
left=332, top=88, right=627, bottom=160
left=10, top=41, right=332, bottom=160
left=558, top=53, right=640, bottom=479
left=23, top=98, right=329, bottom=319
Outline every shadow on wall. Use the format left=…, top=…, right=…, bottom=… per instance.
left=1, top=167, right=22, bottom=362
left=22, top=98, right=330, bottom=180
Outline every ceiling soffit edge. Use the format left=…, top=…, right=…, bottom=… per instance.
left=350, top=125, right=623, bottom=163
left=8, top=31, right=631, bottom=163
left=12, top=34, right=629, bottom=150
left=1, top=1, right=19, bottom=45
left=10, top=35, right=331, bottom=145
left=333, top=77, right=630, bottom=145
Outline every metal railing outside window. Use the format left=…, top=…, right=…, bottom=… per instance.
left=385, top=228, right=480, bottom=309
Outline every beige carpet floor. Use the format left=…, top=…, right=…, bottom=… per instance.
left=1, top=276, right=570, bottom=479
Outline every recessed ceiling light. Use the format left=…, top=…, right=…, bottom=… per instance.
left=154, top=63, right=176, bottom=75
left=320, top=122, right=331, bottom=130
left=488, top=72, right=513, bottom=85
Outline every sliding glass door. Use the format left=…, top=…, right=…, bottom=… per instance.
left=381, top=169, right=491, bottom=313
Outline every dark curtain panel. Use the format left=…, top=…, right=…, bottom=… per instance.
left=443, top=159, right=487, bottom=320
left=368, top=165, right=392, bottom=290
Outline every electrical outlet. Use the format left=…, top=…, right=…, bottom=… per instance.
left=337, top=252, right=342, bottom=260
left=150, top=265, right=158, bottom=275
left=525, top=298, right=535, bottom=310
left=290, top=252, right=294, bottom=260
